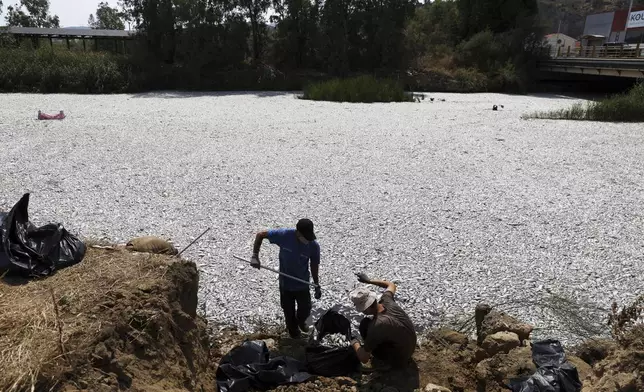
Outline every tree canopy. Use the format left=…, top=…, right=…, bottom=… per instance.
left=89, top=2, right=125, bottom=30
left=5, top=0, right=60, bottom=28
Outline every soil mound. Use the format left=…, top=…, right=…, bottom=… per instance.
left=0, top=248, right=216, bottom=392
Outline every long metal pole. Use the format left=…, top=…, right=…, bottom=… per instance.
left=233, top=255, right=318, bottom=287
left=177, top=228, right=211, bottom=257
left=557, top=20, right=562, bottom=57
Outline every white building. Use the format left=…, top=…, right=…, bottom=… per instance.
left=544, top=33, right=578, bottom=56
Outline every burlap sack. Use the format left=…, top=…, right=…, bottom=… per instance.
left=125, top=236, right=178, bottom=255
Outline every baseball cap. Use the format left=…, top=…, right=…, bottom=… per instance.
left=350, top=288, right=378, bottom=313
left=296, top=218, right=316, bottom=241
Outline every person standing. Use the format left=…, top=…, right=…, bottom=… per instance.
left=251, top=219, right=322, bottom=338
left=349, top=273, right=417, bottom=368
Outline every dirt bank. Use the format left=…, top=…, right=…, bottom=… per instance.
left=1, top=248, right=641, bottom=392
left=0, top=247, right=216, bottom=392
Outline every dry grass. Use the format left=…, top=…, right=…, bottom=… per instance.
left=447, top=291, right=611, bottom=343
left=0, top=246, right=176, bottom=392
left=609, top=294, right=644, bottom=343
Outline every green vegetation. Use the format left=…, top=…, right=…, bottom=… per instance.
left=302, top=76, right=413, bottom=103
left=525, top=83, right=644, bottom=122
left=0, top=48, right=129, bottom=93
left=1, top=0, right=547, bottom=94
left=5, top=0, right=60, bottom=28
left=88, top=2, right=125, bottom=30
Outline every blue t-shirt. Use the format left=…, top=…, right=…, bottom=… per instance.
left=267, top=228, right=320, bottom=291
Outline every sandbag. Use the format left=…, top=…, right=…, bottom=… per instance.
left=509, top=340, right=582, bottom=392
left=305, top=310, right=360, bottom=377
left=215, top=340, right=312, bottom=392
left=126, top=236, right=178, bottom=255
left=0, top=193, right=86, bottom=277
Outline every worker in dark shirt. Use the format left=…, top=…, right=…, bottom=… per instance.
left=251, top=219, right=322, bottom=338
left=350, top=273, right=417, bottom=368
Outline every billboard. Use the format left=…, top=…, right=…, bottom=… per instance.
left=583, top=12, right=614, bottom=37
left=627, top=10, right=644, bottom=28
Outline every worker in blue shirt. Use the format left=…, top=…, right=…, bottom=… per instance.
left=251, top=219, right=322, bottom=338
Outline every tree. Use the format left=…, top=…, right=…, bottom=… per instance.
left=5, top=0, right=60, bottom=28
left=271, top=0, right=320, bottom=68
left=405, top=0, right=460, bottom=64
left=458, top=0, right=538, bottom=38
left=89, top=2, right=125, bottom=29
left=238, top=0, right=270, bottom=62
left=120, top=0, right=178, bottom=63
left=320, top=0, right=352, bottom=75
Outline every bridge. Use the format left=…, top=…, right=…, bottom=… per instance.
left=538, top=44, right=644, bottom=79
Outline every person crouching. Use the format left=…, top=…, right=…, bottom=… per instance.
left=349, top=273, right=417, bottom=369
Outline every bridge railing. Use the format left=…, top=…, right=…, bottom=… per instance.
left=551, top=44, right=644, bottom=59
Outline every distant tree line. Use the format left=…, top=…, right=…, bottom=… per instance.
left=1, top=0, right=546, bottom=93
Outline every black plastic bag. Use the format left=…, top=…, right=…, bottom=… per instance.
left=305, top=310, right=360, bottom=377
left=216, top=340, right=312, bottom=392
left=0, top=193, right=86, bottom=277
left=509, top=340, right=582, bottom=392
left=533, top=340, right=566, bottom=368
left=305, top=345, right=360, bottom=377
left=310, top=309, right=353, bottom=343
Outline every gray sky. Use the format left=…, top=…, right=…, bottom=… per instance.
left=2, top=0, right=109, bottom=27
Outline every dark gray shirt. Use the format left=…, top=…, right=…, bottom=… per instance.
left=364, top=291, right=417, bottom=366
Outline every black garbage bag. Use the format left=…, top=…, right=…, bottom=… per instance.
left=509, top=340, right=582, bottom=392
left=310, top=308, right=353, bottom=343
left=216, top=340, right=312, bottom=392
left=305, top=310, right=360, bottom=377
left=0, top=193, right=86, bottom=277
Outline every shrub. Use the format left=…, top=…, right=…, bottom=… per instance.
left=302, top=75, right=414, bottom=103
left=455, top=30, right=503, bottom=73
left=453, top=68, right=489, bottom=92
left=0, top=48, right=130, bottom=94
left=609, top=295, right=643, bottom=343
left=525, top=82, right=644, bottom=122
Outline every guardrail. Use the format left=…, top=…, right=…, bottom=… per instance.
left=551, top=44, right=644, bottom=59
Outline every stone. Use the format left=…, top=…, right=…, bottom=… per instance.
left=424, top=383, right=452, bottom=392
left=475, top=347, right=489, bottom=363
left=573, top=339, right=617, bottom=366
left=613, top=372, right=638, bottom=390
left=336, top=377, right=358, bottom=387
left=434, top=329, right=468, bottom=346
left=262, top=338, right=276, bottom=351
left=567, top=355, right=592, bottom=381
left=478, top=309, right=533, bottom=343
left=482, top=331, right=520, bottom=357
left=589, top=372, right=638, bottom=392
left=475, top=346, right=536, bottom=392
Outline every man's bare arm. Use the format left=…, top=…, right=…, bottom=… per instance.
left=352, top=341, right=371, bottom=364
left=356, top=273, right=397, bottom=295
left=253, top=231, right=268, bottom=255
left=250, top=231, right=268, bottom=269
left=311, top=263, right=319, bottom=285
